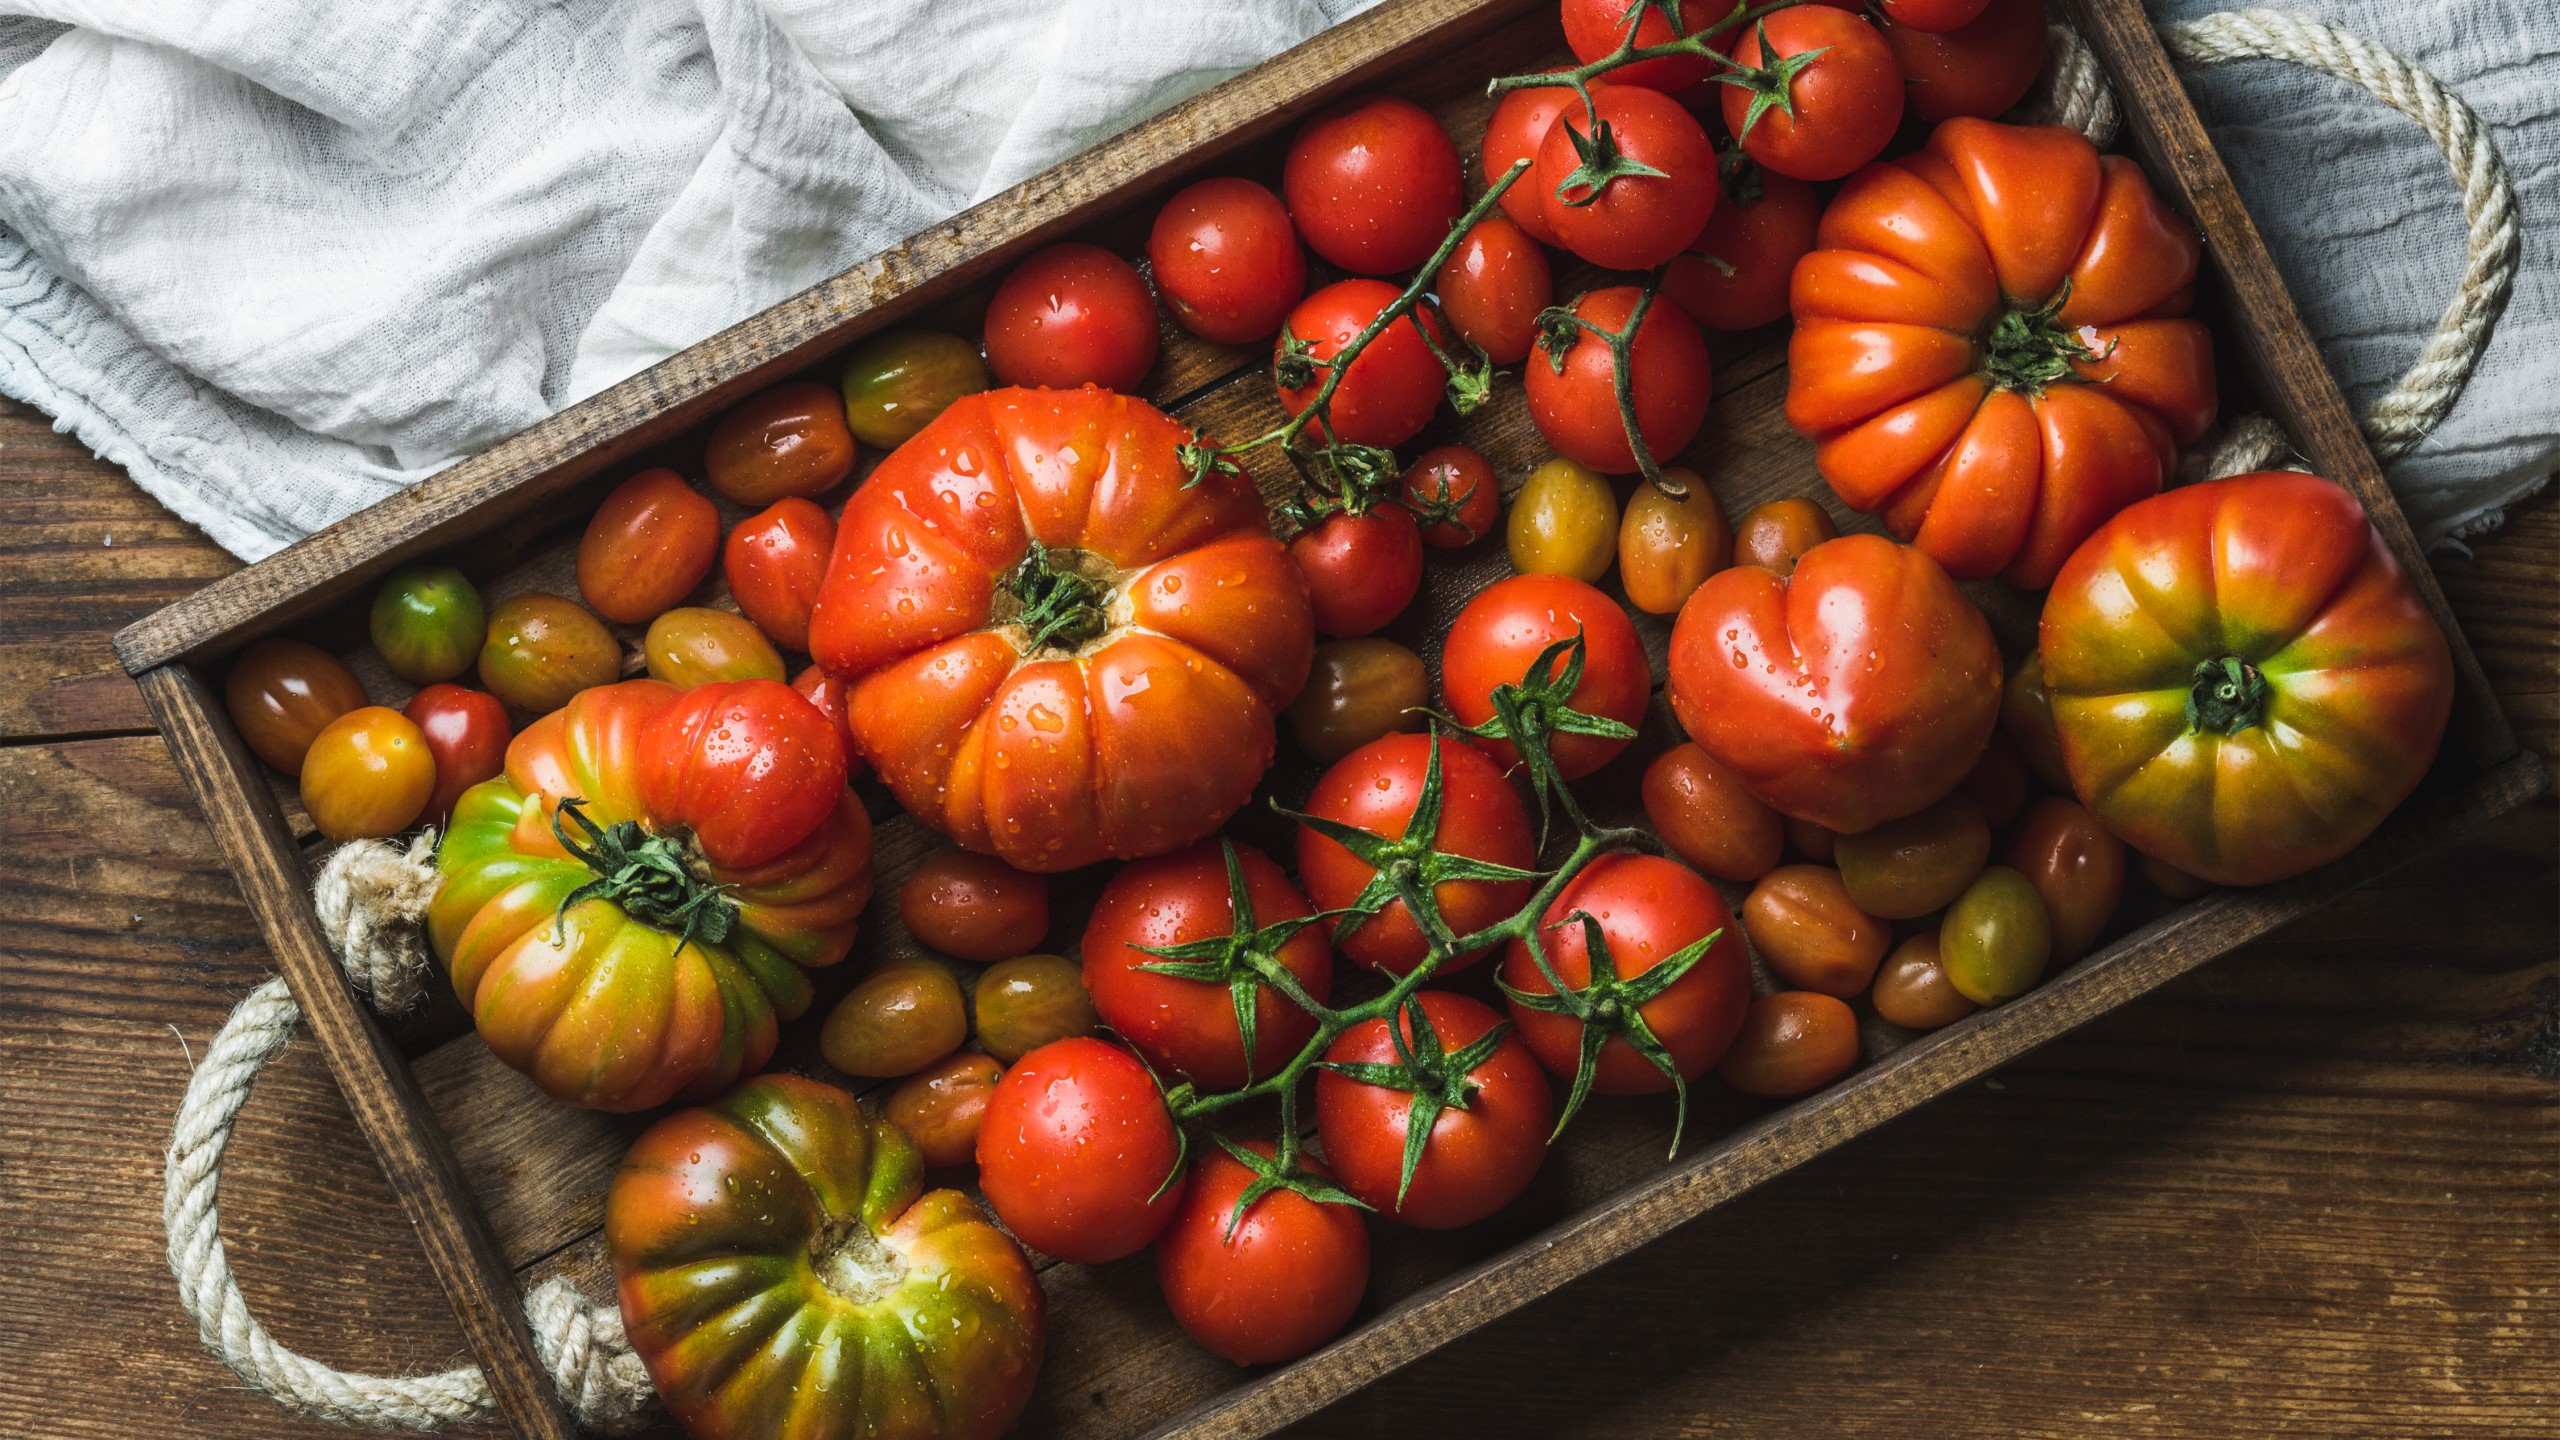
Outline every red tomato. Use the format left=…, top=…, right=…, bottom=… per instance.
left=701, top=381, right=858, bottom=506
left=1525, top=286, right=1712, bottom=476
left=721, top=498, right=833, bottom=653
left=1314, top=991, right=1553, bottom=1228
left=1482, top=86, right=1578, bottom=245
left=1501, top=853, right=1752, bottom=1093
left=1148, top=177, right=1308, bottom=345
left=636, top=678, right=848, bottom=869
left=788, top=664, right=864, bottom=781
left=1722, top=8, right=1904, bottom=181
left=1660, top=152, right=1822, bottom=332
left=1288, top=505, right=1424, bottom=639
left=404, top=683, right=510, bottom=824
left=982, top=242, right=1159, bottom=392
left=1436, top=217, right=1553, bottom=365
left=1081, top=840, right=1334, bottom=1089
left=1296, top=732, right=1538, bottom=977
left=1534, top=87, right=1718, bottom=271
left=1883, top=0, right=1993, bottom=30
left=976, top=1037, right=1186, bottom=1264
left=1283, top=96, right=1463, bottom=275
left=1155, top=1141, right=1369, bottom=1366
left=900, top=847, right=1049, bottom=964
left=1400, top=444, right=1500, bottom=548
left=1441, top=573, right=1649, bottom=780
left=1277, top=280, right=1449, bottom=449
left=1562, top=0, right=1720, bottom=90
left=1888, top=0, right=2049, bottom=123
left=577, top=468, right=719, bottom=625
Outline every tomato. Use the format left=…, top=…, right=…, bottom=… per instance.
left=1731, top=495, right=1838, bottom=576
left=1482, top=86, right=1578, bottom=246
left=608, top=1075, right=1042, bottom=1440
left=1882, top=0, right=1992, bottom=29
left=1506, top=457, right=1619, bottom=583
left=809, top=389, right=1314, bottom=871
left=1155, top=1141, right=1369, bottom=1366
left=1740, top=864, right=1888, bottom=996
left=1958, top=738, right=2031, bottom=830
left=972, top=954, right=1098, bottom=1062
left=1718, top=991, right=1860, bottom=1097
left=369, top=565, right=486, bottom=685
left=1400, top=444, right=1500, bottom=548
left=1788, top=119, right=2218, bottom=585
left=1644, top=742, right=1784, bottom=883
left=299, top=707, right=434, bottom=841
left=1619, top=468, right=1731, bottom=614
left=1526, top=286, right=1712, bottom=476
left=2007, top=796, right=2126, bottom=963
left=476, top=593, right=620, bottom=715
left=1277, top=280, right=1449, bottom=449
left=901, top=847, right=1049, bottom=964
left=1438, top=216, right=1553, bottom=364
left=637, top=677, right=847, bottom=866
left=721, top=497, right=834, bottom=652
left=1722, top=8, right=1903, bottom=181
left=982, top=242, right=1159, bottom=392
left=2041, top=472, right=2453, bottom=886
left=1296, top=732, right=1538, bottom=977
left=404, top=684, right=510, bottom=825
left=1290, top=504, right=1424, bottom=638
left=2002, top=651, right=2072, bottom=791
left=1562, top=0, right=1720, bottom=90
left=1871, top=933, right=1978, bottom=1030
left=841, top=328, right=989, bottom=449
left=702, top=380, right=857, bottom=506
left=1149, top=176, right=1307, bottom=345
left=884, top=1052, right=1005, bottom=1168
left=1283, top=95, right=1463, bottom=275
left=976, top=1037, right=1185, bottom=1263
left=1832, top=796, right=1992, bottom=919
left=225, top=637, right=367, bottom=775
left=1787, top=816, right=1838, bottom=862
left=1888, top=0, right=2049, bottom=123
left=1534, top=87, right=1718, bottom=271
left=428, top=679, right=874, bottom=1109
left=1939, top=865, right=2051, bottom=1003
left=1288, top=638, right=1428, bottom=764
left=643, top=606, right=785, bottom=688
left=1661, top=152, right=1823, bottom=332
left=577, top=468, right=719, bottom=624
left=1443, top=574, right=1650, bottom=780
left=1668, top=534, right=2000, bottom=833
left=1082, top=840, right=1334, bottom=1088
left=1314, top=991, right=1551, bottom=1228
left=822, top=960, right=969, bottom=1078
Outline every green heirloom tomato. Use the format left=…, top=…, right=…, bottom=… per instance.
left=840, top=330, right=990, bottom=450
left=370, top=565, right=487, bottom=684
left=1938, top=865, right=2052, bottom=1005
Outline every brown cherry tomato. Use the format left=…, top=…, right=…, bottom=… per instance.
left=1833, top=797, right=1993, bottom=920
left=704, top=380, right=858, bottom=506
left=224, top=637, right=368, bottom=775
left=1437, top=215, right=1553, bottom=364
left=1786, top=816, right=1837, bottom=863
left=1958, top=740, right=2030, bottom=830
left=643, top=606, right=785, bottom=688
left=477, top=593, right=620, bottom=714
left=722, top=498, right=835, bottom=653
left=2008, top=797, right=2127, bottom=964
left=1939, top=865, right=2053, bottom=1005
left=299, top=706, right=435, bottom=841
left=1870, top=932, right=1978, bottom=1031
left=1643, top=741, right=1784, bottom=883
left=821, top=960, right=969, bottom=1078
left=1287, top=638, right=1428, bottom=763
left=403, top=683, right=510, bottom=823
left=881, top=1052, right=1005, bottom=1168
left=1732, top=496, right=1838, bottom=577
left=576, top=468, right=719, bottom=625
left=1718, top=991, right=1860, bottom=1098
left=900, top=848, right=1050, bottom=964
left=1400, top=444, right=1500, bottom=548
left=1507, top=457, right=1619, bottom=582
left=2002, top=650, right=2073, bottom=791
left=2144, top=855, right=2212, bottom=900
left=1741, top=864, right=1888, bottom=997
left=971, top=954, right=1099, bottom=1063
left=1619, top=468, right=1732, bottom=615
left=839, top=330, right=989, bottom=449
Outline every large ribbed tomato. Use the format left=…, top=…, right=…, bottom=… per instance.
left=2040, top=472, right=2455, bottom=886
left=1787, top=119, right=2218, bottom=586
left=428, top=680, right=872, bottom=1111
left=808, top=388, right=1314, bottom=871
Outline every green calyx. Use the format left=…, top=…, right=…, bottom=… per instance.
left=1496, top=913, right=1724, bottom=1157
left=1315, top=993, right=1515, bottom=1211
left=2185, top=656, right=2272, bottom=736
left=1548, top=111, right=1670, bottom=211
left=1206, top=1133, right=1372, bottom=1243
left=550, top=797, right=737, bottom=954
left=1002, top=540, right=1111, bottom=653
left=1712, top=22, right=1832, bottom=143
left=1444, top=630, right=1642, bottom=845
left=1980, top=279, right=2114, bottom=395
left=1132, top=839, right=1340, bottom=1085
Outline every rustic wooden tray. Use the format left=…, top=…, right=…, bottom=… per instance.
left=116, top=0, right=2550, bottom=1436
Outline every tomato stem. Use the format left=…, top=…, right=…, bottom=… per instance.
left=1002, top=540, right=1111, bottom=653
left=2185, top=656, right=2272, bottom=735
left=1980, top=279, right=2116, bottom=395
left=1534, top=283, right=1685, bottom=499
left=1484, top=0, right=1823, bottom=100
left=548, top=796, right=738, bottom=955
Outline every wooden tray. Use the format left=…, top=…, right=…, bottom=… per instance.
left=115, top=1, right=2550, bottom=1435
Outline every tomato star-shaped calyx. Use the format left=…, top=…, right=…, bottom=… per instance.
left=1002, top=539, right=1111, bottom=652
left=550, top=796, right=738, bottom=955
left=1316, top=993, right=1518, bottom=1211
left=1979, top=278, right=2118, bottom=396
left=1131, top=839, right=1338, bottom=1084
left=1443, top=631, right=1641, bottom=845
left=1206, top=1131, right=1372, bottom=1241
left=1272, top=326, right=1325, bottom=391
left=1280, top=729, right=1542, bottom=956
left=1548, top=108, right=1671, bottom=212
left=1498, top=911, right=1723, bottom=1156
left=1712, top=21, right=1834, bottom=144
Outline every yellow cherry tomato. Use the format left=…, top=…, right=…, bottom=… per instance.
left=643, top=607, right=785, bottom=688
left=1506, top=457, right=1618, bottom=582
left=299, top=706, right=435, bottom=841
left=1617, top=468, right=1731, bottom=614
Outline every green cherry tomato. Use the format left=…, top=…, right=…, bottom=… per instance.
left=971, top=954, right=1099, bottom=1063
left=370, top=565, right=487, bottom=685
left=1939, top=865, right=2053, bottom=1005
left=840, top=330, right=990, bottom=450
left=643, top=607, right=786, bottom=688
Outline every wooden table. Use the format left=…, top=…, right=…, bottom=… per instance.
left=1, top=392, right=2550, bottom=1438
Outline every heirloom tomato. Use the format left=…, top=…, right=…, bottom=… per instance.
left=1283, top=95, right=1463, bottom=274
left=809, top=388, right=1313, bottom=871
left=976, top=1037, right=1186, bottom=1264
left=1526, top=286, right=1712, bottom=476
left=639, top=678, right=848, bottom=867
left=1296, top=732, right=1537, bottom=977
left=1939, top=865, right=2050, bottom=1003
left=300, top=706, right=435, bottom=841
left=1288, top=638, right=1429, bottom=763
left=577, top=468, right=719, bottom=624
left=1660, top=153, right=1822, bottom=333
left=722, top=497, right=834, bottom=652
left=1155, top=1141, right=1370, bottom=1367
left=1438, top=216, right=1553, bottom=365
left=1721, top=8, right=1903, bottom=181
left=1740, top=864, right=1888, bottom=997
left=1400, top=444, right=1499, bottom=548
left=428, top=679, right=874, bottom=1110
left=1787, top=118, right=2218, bottom=584
left=1731, top=495, right=1837, bottom=576
left=1870, top=933, right=1978, bottom=1031
left=1533, top=87, right=1718, bottom=271
left=1149, top=176, right=1307, bottom=345
left=1643, top=741, right=1784, bottom=883
left=1443, top=574, right=1649, bottom=780
left=608, top=1075, right=1042, bottom=1440
left=404, top=683, right=510, bottom=824
left=225, top=637, right=366, bottom=775
left=971, top=954, right=1098, bottom=1062
left=476, top=593, right=620, bottom=714
left=900, top=847, right=1049, bottom=964
left=644, top=606, right=785, bottom=688
left=791, top=663, right=864, bottom=775
left=1506, top=457, right=1620, bottom=583
left=1882, top=0, right=1992, bottom=29
left=1562, top=0, right=1718, bottom=90
left=981, top=242, right=1159, bottom=392
left=1314, top=991, right=1552, bottom=1228
left=1832, top=796, right=1993, bottom=919
left=1718, top=991, right=1859, bottom=1097
left=840, top=329, right=989, bottom=449
left=884, top=1052, right=1004, bottom=1168
left=2007, top=796, right=2125, bottom=963
left=1482, top=86, right=1578, bottom=245
left=1887, top=0, right=2049, bottom=123
left=1290, top=503, right=1424, bottom=638
left=1618, top=467, right=1731, bottom=615
left=369, top=565, right=486, bottom=685
left=2039, top=471, right=2454, bottom=886
left=1668, top=534, right=2000, bottom=833
left=702, top=380, right=858, bottom=505
left=821, top=959, right=968, bottom=1079
left=1278, top=280, right=1450, bottom=449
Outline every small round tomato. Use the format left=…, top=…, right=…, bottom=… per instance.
left=977, top=1037, right=1186, bottom=1264
left=1506, top=457, right=1620, bottom=583
left=225, top=637, right=367, bottom=775
left=1741, top=864, right=1889, bottom=997
left=1297, top=732, right=1538, bottom=977
left=721, top=498, right=833, bottom=653
left=1482, top=87, right=1578, bottom=245
left=300, top=706, right=434, bottom=841
left=1871, top=933, right=1978, bottom=1031
left=1400, top=444, right=1500, bottom=548
left=1718, top=991, right=1860, bottom=1097
left=1534, top=87, right=1718, bottom=271
left=1732, top=496, right=1838, bottom=576
left=577, top=468, right=719, bottom=625
left=1315, top=991, right=1552, bottom=1228
left=1278, top=280, right=1449, bottom=448
left=1643, top=741, right=1784, bottom=883
left=702, top=380, right=857, bottom=506
left=1288, top=638, right=1428, bottom=764
left=883, top=1052, right=1004, bottom=1168
left=1619, top=468, right=1731, bottom=615
left=1526, top=286, right=1712, bottom=476
left=1438, top=217, right=1552, bottom=365
left=1290, top=504, right=1424, bottom=638
left=1939, top=865, right=2052, bottom=1004
left=1502, top=853, right=1752, bottom=1093
left=1442, top=574, right=1649, bottom=780
left=2002, top=652, right=2073, bottom=791
left=901, top=848, right=1049, bottom=964
left=1283, top=95, right=1462, bottom=275
left=1888, top=0, right=2048, bottom=123
left=1149, top=176, right=1307, bottom=345
left=2007, top=797, right=2126, bottom=964
left=369, top=565, right=486, bottom=685
left=403, top=683, right=510, bottom=824
left=639, top=677, right=848, bottom=867
left=1155, top=1141, right=1369, bottom=1366
left=973, top=954, right=1098, bottom=1063
left=839, top=329, right=988, bottom=448
left=982, top=242, right=1159, bottom=392
left=1562, top=0, right=1720, bottom=90
left=642, top=607, right=785, bottom=688
left=1722, top=7, right=1904, bottom=181
left=1832, top=797, right=1993, bottom=920
left=1882, top=0, right=1991, bottom=29
left=1661, top=153, right=1823, bottom=332
left=477, top=593, right=619, bottom=714
left=821, top=960, right=968, bottom=1078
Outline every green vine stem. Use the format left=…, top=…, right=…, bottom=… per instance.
left=1535, top=281, right=1683, bottom=498
left=1485, top=0, right=1822, bottom=107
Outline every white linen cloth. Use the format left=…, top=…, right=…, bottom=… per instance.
left=0, top=0, right=2548, bottom=560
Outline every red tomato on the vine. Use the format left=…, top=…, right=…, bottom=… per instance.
left=1886, top=0, right=2050, bottom=124
left=976, top=1037, right=1186, bottom=1264
left=1295, top=732, right=1538, bottom=977
left=1400, top=444, right=1501, bottom=548
left=1283, top=95, right=1464, bottom=275
left=1437, top=217, right=1553, bottom=365
left=1441, top=573, right=1650, bottom=780
left=403, top=683, right=510, bottom=824
left=721, top=497, right=833, bottom=653
left=1499, top=853, right=1751, bottom=1092
left=1525, top=286, right=1713, bottom=476
left=1288, top=504, right=1425, bottom=638
left=637, top=678, right=847, bottom=869
left=1148, top=176, right=1308, bottom=345
left=1154, top=1141, right=1370, bottom=1366
left=1660, top=153, right=1822, bottom=332
left=1561, top=0, right=1721, bottom=91
left=1533, top=86, right=1719, bottom=271
left=1482, top=86, right=1579, bottom=246
left=1315, top=991, right=1553, bottom=1228
left=982, top=242, right=1159, bottom=392
left=1721, top=8, right=1905, bottom=181
left=1277, top=280, right=1450, bottom=449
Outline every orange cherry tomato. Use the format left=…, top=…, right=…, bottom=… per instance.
left=900, top=848, right=1050, bottom=964
left=1871, top=933, right=1978, bottom=1031
left=722, top=498, right=834, bottom=653
left=299, top=706, right=435, bottom=841
left=882, top=1053, right=1004, bottom=1168
left=224, top=637, right=367, bottom=775
left=1732, top=496, right=1839, bottom=577
left=1642, top=741, right=1784, bottom=883
left=2007, top=797, right=2127, bottom=964
left=1742, top=864, right=1889, bottom=997
left=643, top=607, right=785, bottom=688
left=1619, top=468, right=1732, bottom=615
left=703, top=380, right=858, bottom=506
left=477, top=593, right=620, bottom=714
left=1400, top=444, right=1500, bottom=549
left=403, top=683, right=510, bottom=824
left=1437, top=216, right=1553, bottom=364
left=577, top=468, right=719, bottom=624
left=1718, top=991, right=1861, bottom=1097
